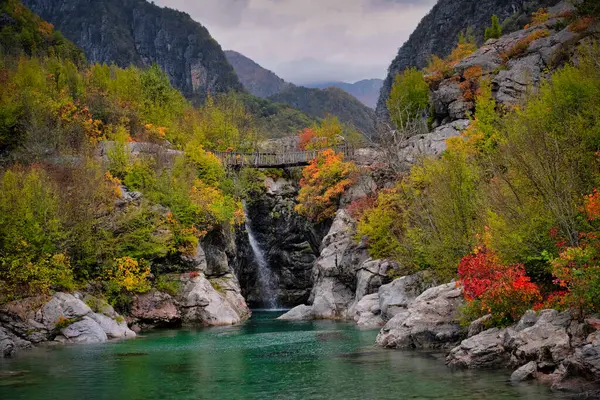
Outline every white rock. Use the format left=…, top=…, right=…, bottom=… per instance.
left=60, top=316, right=108, bottom=344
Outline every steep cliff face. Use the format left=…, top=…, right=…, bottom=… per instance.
left=224, top=50, right=291, bottom=99
left=235, top=177, right=329, bottom=307
left=22, top=0, right=242, bottom=100
left=375, top=0, right=561, bottom=129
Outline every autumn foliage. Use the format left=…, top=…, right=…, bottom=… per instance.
left=459, top=247, right=541, bottom=326
left=296, top=149, right=357, bottom=222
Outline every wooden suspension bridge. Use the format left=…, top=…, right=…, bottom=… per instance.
left=212, top=144, right=354, bottom=169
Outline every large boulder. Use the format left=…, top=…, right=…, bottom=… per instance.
left=511, top=361, right=538, bottom=382
left=89, top=313, right=136, bottom=340
left=377, top=272, right=434, bottom=320
left=351, top=293, right=384, bottom=328
left=1, top=292, right=134, bottom=357
left=130, top=290, right=181, bottom=329
left=278, top=305, right=314, bottom=321
left=41, top=292, right=92, bottom=329
left=58, top=316, right=107, bottom=344
left=178, top=274, right=250, bottom=326
left=447, top=309, right=580, bottom=372
left=376, top=282, right=464, bottom=349
left=507, top=309, right=572, bottom=368
left=446, top=328, right=510, bottom=369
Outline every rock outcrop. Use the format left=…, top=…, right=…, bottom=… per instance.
left=396, top=120, right=470, bottom=168
left=431, top=2, right=594, bottom=125
left=446, top=309, right=600, bottom=392
left=376, top=0, right=562, bottom=130
left=23, top=0, right=242, bottom=101
left=0, top=292, right=135, bottom=357
left=130, top=290, right=181, bottom=330
left=278, top=209, right=396, bottom=321
left=178, top=273, right=250, bottom=326
left=376, top=282, right=464, bottom=349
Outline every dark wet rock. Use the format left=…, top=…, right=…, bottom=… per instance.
left=235, top=176, right=326, bottom=307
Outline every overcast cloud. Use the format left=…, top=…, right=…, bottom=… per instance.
left=152, top=0, right=436, bottom=84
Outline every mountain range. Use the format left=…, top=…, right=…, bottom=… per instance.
left=225, top=50, right=377, bottom=137
left=304, top=80, right=383, bottom=109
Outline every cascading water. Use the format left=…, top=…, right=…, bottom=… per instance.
left=243, top=202, right=279, bottom=309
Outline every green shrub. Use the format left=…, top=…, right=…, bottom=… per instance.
left=387, top=68, right=429, bottom=131
left=155, top=275, right=181, bottom=296
left=0, top=167, right=75, bottom=302
left=484, top=15, right=502, bottom=41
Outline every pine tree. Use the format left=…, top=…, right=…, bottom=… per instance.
left=484, top=15, right=502, bottom=41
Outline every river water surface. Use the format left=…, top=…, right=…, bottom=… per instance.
left=0, top=311, right=565, bottom=400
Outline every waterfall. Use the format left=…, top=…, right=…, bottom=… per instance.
left=243, top=202, right=279, bottom=309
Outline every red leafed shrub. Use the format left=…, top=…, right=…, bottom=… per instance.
left=297, top=128, right=316, bottom=150
left=459, top=247, right=541, bottom=326
left=347, top=195, right=376, bottom=220
left=534, top=290, right=568, bottom=311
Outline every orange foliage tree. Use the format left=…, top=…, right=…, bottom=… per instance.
left=295, top=149, right=357, bottom=222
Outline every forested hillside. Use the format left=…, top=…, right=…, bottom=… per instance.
left=0, top=0, right=266, bottom=307
left=269, top=86, right=377, bottom=140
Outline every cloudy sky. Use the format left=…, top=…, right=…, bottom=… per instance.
left=152, top=0, right=436, bottom=84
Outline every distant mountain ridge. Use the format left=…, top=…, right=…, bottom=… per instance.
left=304, top=79, right=383, bottom=109
left=224, top=50, right=291, bottom=99
left=22, top=0, right=243, bottom=101
left=268, top=86, right=376, bottom=139
left=224, top=50, right=377, bottom=137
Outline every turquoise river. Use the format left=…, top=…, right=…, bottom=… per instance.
left=0, top=311, right=566, bottom=399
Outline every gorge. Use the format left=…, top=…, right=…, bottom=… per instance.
left=1, top=0, right=600, bottom=398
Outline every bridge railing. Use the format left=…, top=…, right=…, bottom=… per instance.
left=211, top=144, right=353, bottom=168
